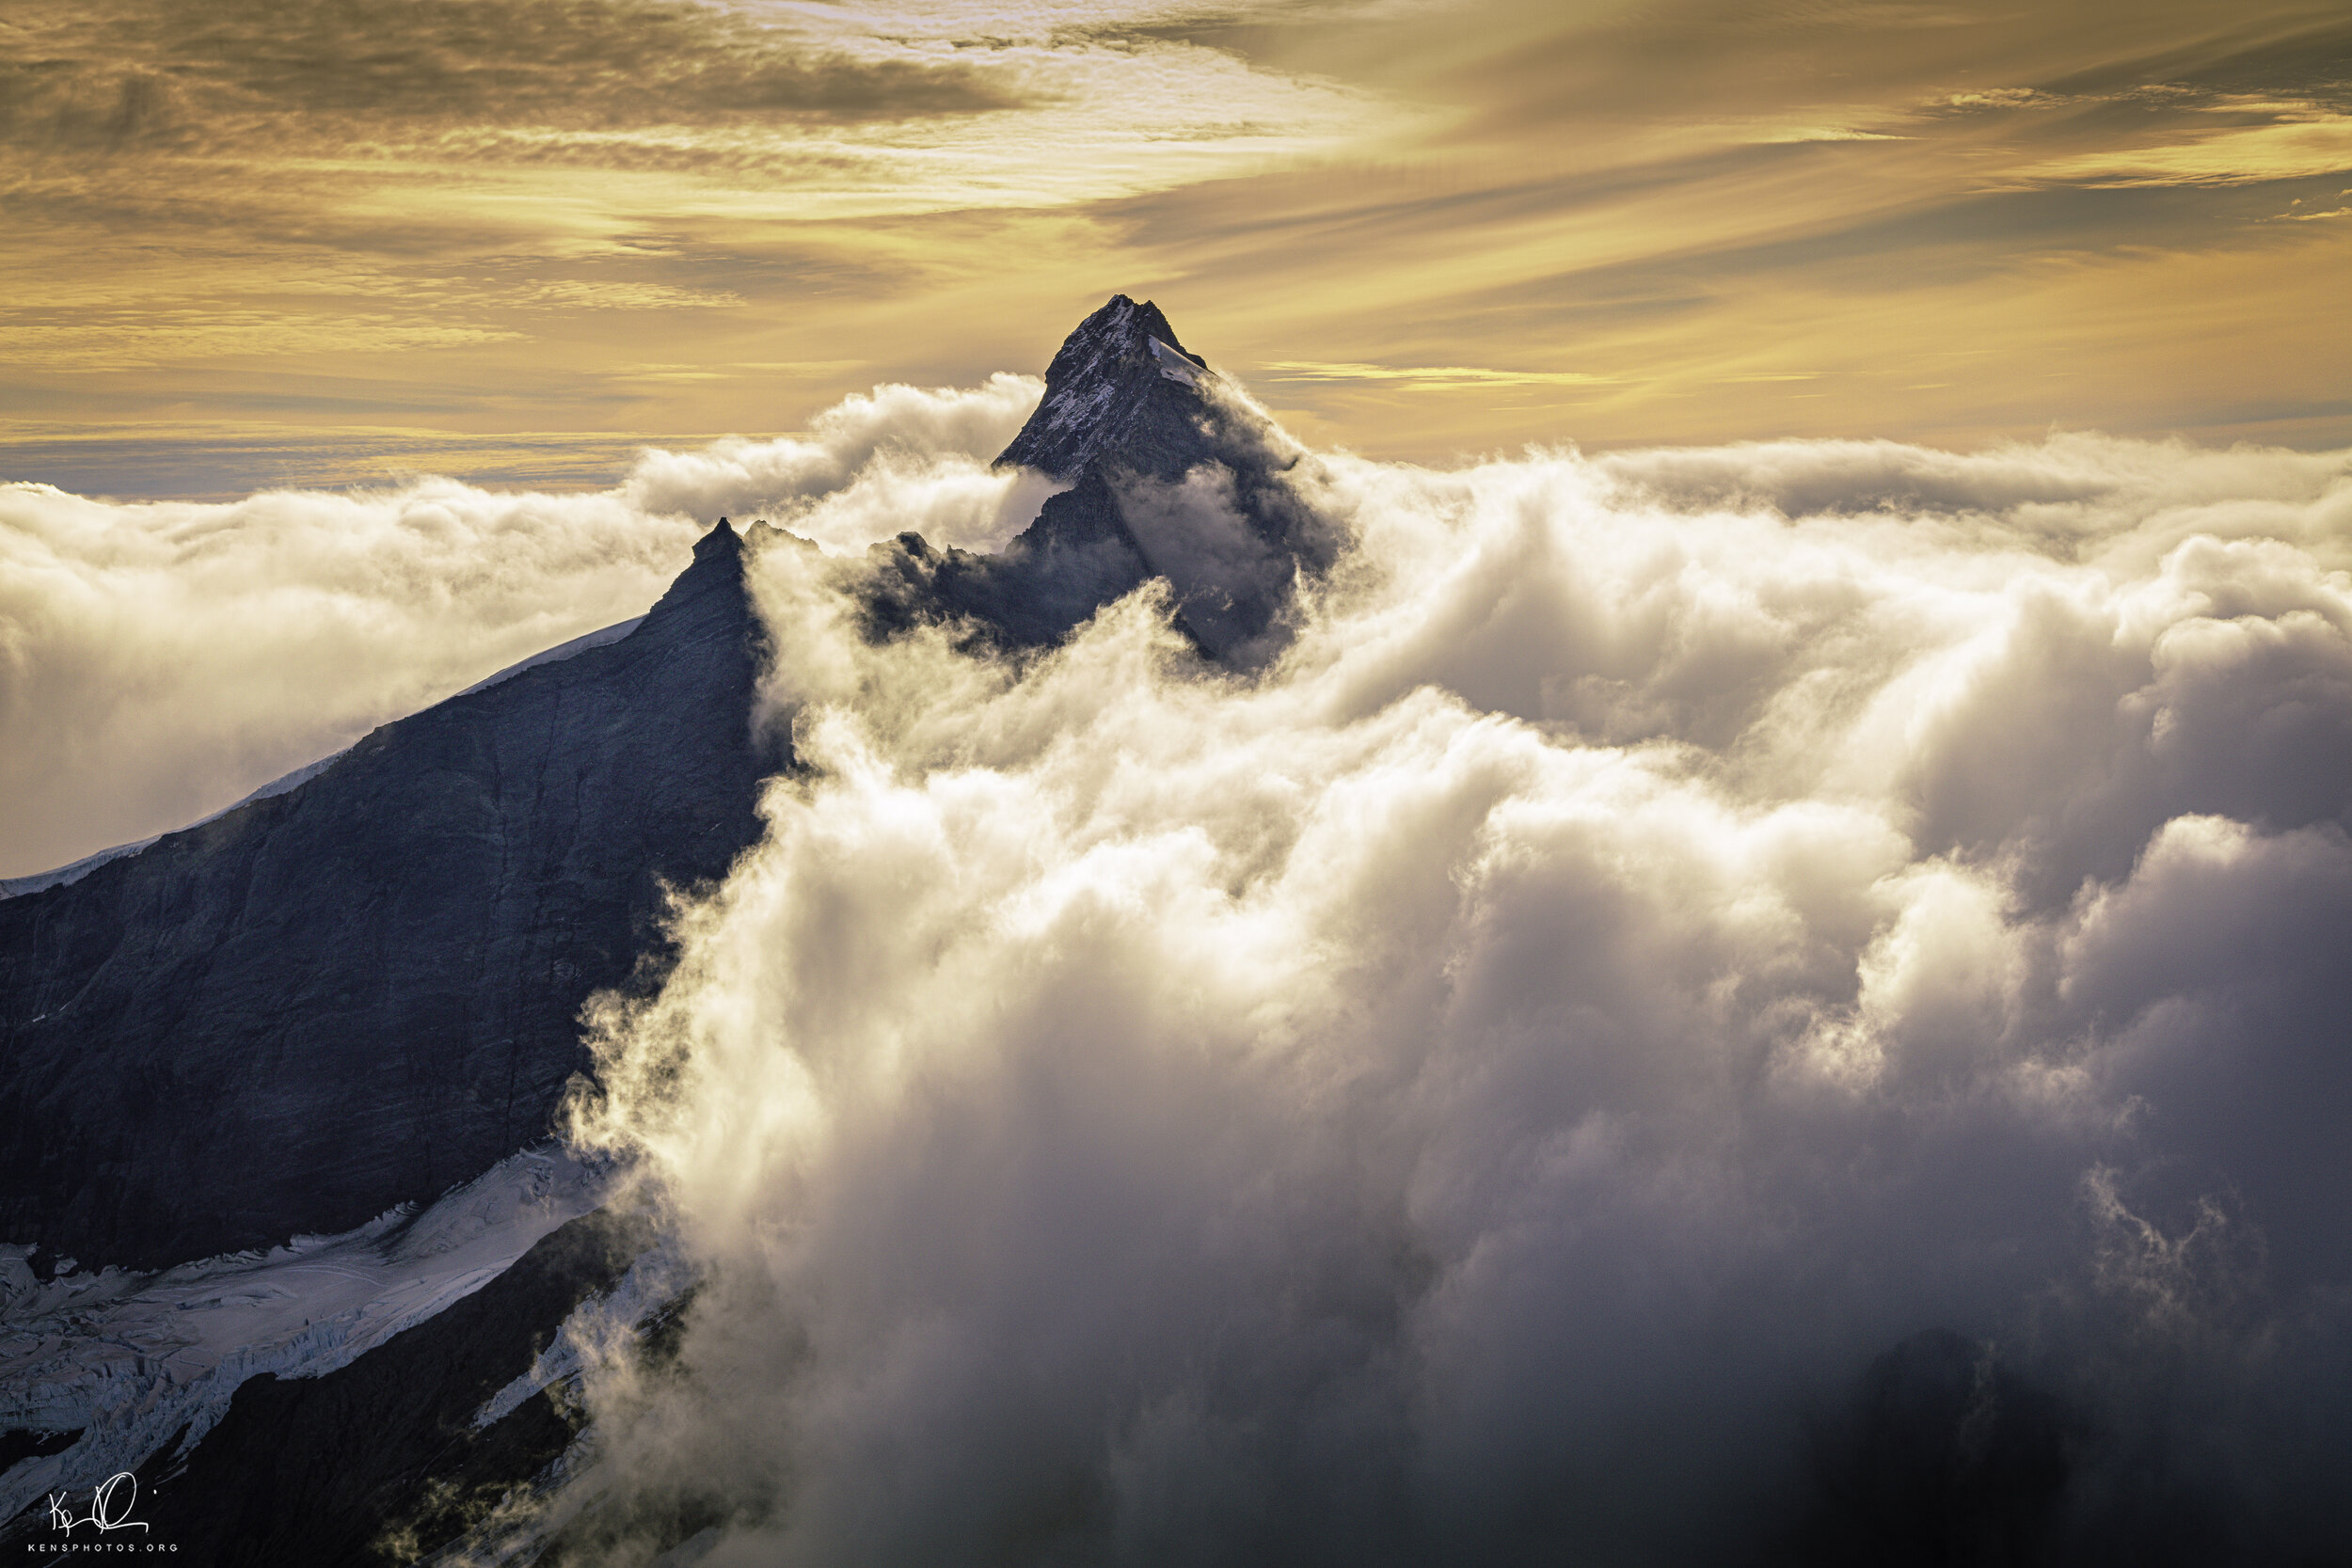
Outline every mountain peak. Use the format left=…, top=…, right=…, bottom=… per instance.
left=993, top=294, right=1215, bottom=482
left=694, top=515, right=744, bottom=557
left=868, top=293, right=1331, bottom=662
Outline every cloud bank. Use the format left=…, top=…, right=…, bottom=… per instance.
left=550, top=418, right=2352, bottom=1562
left=10, top=374, right=2348, bottom=1557
left=0, top=376, right=1047, bottom=877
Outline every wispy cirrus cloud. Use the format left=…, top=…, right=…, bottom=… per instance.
left=0, top=0, right=1395, bottom=216
left=0, top=0, right=1408, bottom=442
left=2014, top=113, right=2352, bottom=188
left=8, top=0, right=2352, bottom=467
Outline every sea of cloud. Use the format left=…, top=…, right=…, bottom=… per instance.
left=8, top=376, right=2350, bottom=1560
left=548, top=408, right=2352, bottom=1562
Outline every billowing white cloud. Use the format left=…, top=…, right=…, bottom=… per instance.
left=547, top=416, right=2352, bottom=1560
left=0, top=375, right=1051, bottom=879
left=9, top=374, right=2348, bottom=1555
left=0, top=479, right=699, bottom=879
left=624, top=372, right=1059, bottom=555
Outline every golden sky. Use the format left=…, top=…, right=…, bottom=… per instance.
left=4, top=0, right=2348, bottom=483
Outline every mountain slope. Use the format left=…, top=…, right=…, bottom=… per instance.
left=0, top=523, right=775, bottom=1272
left=0, top=297, right=1296, bottom=1276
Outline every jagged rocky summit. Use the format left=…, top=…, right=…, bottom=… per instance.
left=866, top=293, right=1334, bottom=659
left=996, top=293, right=1232, bottom=481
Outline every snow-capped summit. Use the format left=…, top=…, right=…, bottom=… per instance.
left=993, top=294, right=1215, bottom=482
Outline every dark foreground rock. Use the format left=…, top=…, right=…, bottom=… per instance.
left=0, top=524, right=777, bottom=1272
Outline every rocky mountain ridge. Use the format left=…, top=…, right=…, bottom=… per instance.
left=0, top=295, right=1339, bottom=1560
left=0, top=295, right=1327, bottom=1279
left=0, top=524, right=773, bottom=1272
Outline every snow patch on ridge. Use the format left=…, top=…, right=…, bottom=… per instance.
left=456, top=616, right=645, bottom=697
left=0, top=748, right=345, bottom=899
left=1148, top=336, right=1203, bottom=387
left=0, top=838, right=159, bottom=901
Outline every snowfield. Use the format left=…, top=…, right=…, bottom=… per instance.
left=0, top=1146, right=608, bottom=1521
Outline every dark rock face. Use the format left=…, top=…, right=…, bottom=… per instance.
left=0, top=523, right=777, bottom=1272
left=0, top=1429, right=76, bottom=1474
left=863, top=293, right=1336, bottom=660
